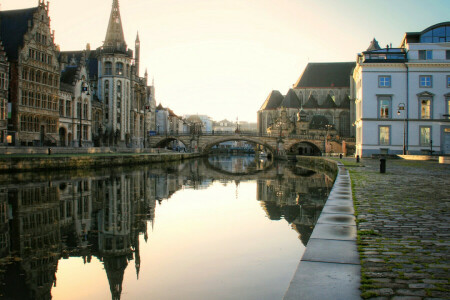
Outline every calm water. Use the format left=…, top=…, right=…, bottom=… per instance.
left=0, top=155, right=333, bottom=300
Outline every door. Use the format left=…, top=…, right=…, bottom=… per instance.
left=443, top=128, right=450, bottom=154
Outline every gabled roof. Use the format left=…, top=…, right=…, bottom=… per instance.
left=0, top=7, right=38, bottom=60
left=339, top=95, right=350, bottom=109
left=156, top=103, right=164, bottom=110
left=320, top=94, right=337, bottom=109
left=260, top=90, right=284, bottom=110
left=294, top=62, right=355, bottom=88
left=366, top=38, right=381, bottom=51
left=281, top=89, right=301, bottom=108
left=303, top=94, right=319, bottom=108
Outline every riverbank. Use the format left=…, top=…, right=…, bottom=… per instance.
left=342, top=157, right=450, bottom=299
left=0, top=148, right=203, bottom=172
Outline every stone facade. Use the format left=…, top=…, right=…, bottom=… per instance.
left=0, top=1, right=61, bottom=146
left=258, top=62, right=354, bottom=139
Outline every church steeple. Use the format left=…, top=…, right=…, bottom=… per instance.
left=135, top=31, right=140, bottom=76
left=104, top=0, right=127, bottom=52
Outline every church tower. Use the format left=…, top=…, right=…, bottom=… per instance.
left=98, top=0, right=133, bottom=145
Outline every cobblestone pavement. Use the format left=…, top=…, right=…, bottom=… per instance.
left=345, top=158, right=450, bottom=300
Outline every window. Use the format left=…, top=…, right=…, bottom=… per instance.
left=116, top=63, right=123, bottom=75
left=77, top=102, right=81, bottom=119
left=66, top=100, right=71, bottom=117
left=446, top=98, right=450, bottom=119
left=420, top=126, right=431, bottom=146
left=379, top=126, right=390, bottom=145
left=420, top=99, right=431, bottom=119
left=447, top=50, right=450, bottom=60
left=418, top=50, right=432, bottom=60
left=104, top=62, right=112, bottom=75
left=117, top=81, right=122, bottom=108
left=83, top=102, right=88, bottom=119
left=447, top=75, right=450, bottom=88
left=83, top=125, right=88, bottom=140
left=117, top=113, right=121, bottom=124
left=104, top=80, right=109, bottom=105
left=378, top=97, right=391, bottom=119
left=378, top=75, right=391, bottom=88
left=419, top=75, right=432, bottom=88
left=59, top=99, right=64, bottom=116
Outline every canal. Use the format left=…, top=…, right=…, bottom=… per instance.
left=0, top=155, right=333, bottom=300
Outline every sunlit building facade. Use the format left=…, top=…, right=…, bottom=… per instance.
left=353, top=22, right=450, bottom=157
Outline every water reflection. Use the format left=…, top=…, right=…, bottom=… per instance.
left=0, top=156, right=332, bottom=300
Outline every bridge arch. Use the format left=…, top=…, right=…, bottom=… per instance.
left=154, top=136, right=190, bottom=149
left=201, top=136, right=276, bottom=156
left=286, top=141, right=322, bottom=156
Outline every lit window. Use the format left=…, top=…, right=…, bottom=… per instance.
left=116, top=63, right=124, bottom=75
left=378, top=97, right=391, bottom=118
left=379, top=126, right=390, bottom=145
left=447, top=75, right=450, bottom=88
left=378, top=76, right=391, bottom=88
left=420, top=99, right=431, bottom=119
left=419, top=75, right=432, bottom=88
left=420, top=127, right=431, bottom=145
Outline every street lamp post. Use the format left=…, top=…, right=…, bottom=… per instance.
left=324, top=124, right=332, bottom=155
left=397, top=103, right=406, bottom=155
left=80, top=81, right=90, bottom=147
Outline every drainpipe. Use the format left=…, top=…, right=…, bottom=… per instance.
left=406, top=63, right=409, bottom=153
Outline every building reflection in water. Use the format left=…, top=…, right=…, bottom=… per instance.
left=0, top=156, right=332, bottom=299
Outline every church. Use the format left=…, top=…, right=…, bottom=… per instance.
left=0, top=0, right=156, bottom=147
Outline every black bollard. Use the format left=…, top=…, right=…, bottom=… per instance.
left=356, top=155, right=360, bottom=163
left=340, top=153, right=343, bottom=159
left=380, top=158, right=386, bottom=173
left=48, top=148, right=52, bottom=155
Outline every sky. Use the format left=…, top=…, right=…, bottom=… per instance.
left=2, top=0, right=450, bottom=122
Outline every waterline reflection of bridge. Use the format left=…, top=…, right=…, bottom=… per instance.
left=149, top=132, right=352, bottom=158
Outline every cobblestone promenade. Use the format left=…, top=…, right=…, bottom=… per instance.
left=347, top=158, right=450, bottom=300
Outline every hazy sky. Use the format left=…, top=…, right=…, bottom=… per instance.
left=2, top=0, right=450, bottom=122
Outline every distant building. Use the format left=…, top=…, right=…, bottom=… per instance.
left=185, top=114, right=212, bottom=133
left=257, top=62, right=354, bottom=138
left=353, top=22, right=450, bottom=156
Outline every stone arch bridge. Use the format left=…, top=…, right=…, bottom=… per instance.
left=148, top=133, right=352, bottom=158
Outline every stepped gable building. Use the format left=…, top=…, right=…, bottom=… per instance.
left=0, top=1, right=61, bottom=146
left=257, top=62, right=354, bottom=138
left=0, top=40, right=8, bottom=145
left=353, top=22, right=450, bottom=157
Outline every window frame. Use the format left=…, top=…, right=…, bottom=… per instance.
left=377, top=96, right=392, bottom=119
left=378, top=75, right=391, bottom=88
left=378, top=125, right=391, bottom=146
left=104, top=62, right=112, bottom=76
left=447, top=75, right=450, bottom=88
left=418, top=50, right=432, bottom=60
left=419, top=75, right=432, bottom=88
left=419, top=126, right=431, bottom=146
left=418, top=95, right=433, bottom=119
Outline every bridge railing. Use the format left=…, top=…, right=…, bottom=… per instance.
left=151, top=131, right=355, bottom=142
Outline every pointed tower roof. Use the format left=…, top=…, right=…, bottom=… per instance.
left=366, top=38, right=381, bottom=51
left=303, top=94, right=319, bottom=108
left=320, top=94, right=337, bottom=108
left=259, top=90, right=284, bottom=110
left=135, top=31, right=140, bottom=43
left=104, top=0, right=127, bottom=51
left=281, top=89, right=301, bottom=108
left=339, top=95, right=351, bottom=108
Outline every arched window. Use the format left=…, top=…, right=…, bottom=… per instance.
left=36, top=71, right=41, bottom=83
left=104, top=62, right=112, bottom=75
left=116, top=62, right=124, bottom=75
left=43, top=73, right=48, bottom=85
left=30, top=69, right=35, bottom=82
left=339, top=111, right=350, bottom=137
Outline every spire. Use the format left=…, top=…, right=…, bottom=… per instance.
left=104, top=0, right=127, bottom=51
left=135, top=31, right=140, bottom=76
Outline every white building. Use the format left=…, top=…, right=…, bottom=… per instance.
left=353, top=22, right=450, bottom=157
